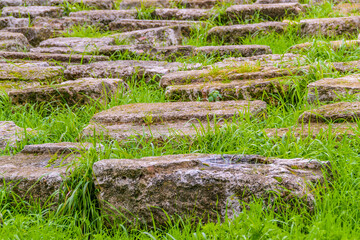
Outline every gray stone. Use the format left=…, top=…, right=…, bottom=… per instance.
left=290, top=40, right=360, bottom=52
left=0, top=32, right=30, bottom=51
left=0, top=0, right=22, bottom=7
left=299, top=17, right=360, bottom=37
left=118, top=0, right=248, bottom=9
left=82, top=100, right=267, bottom=140
left=32, top=17, right=91, bottom=31
left=49, top=0, right=114, bottom=9
left=69, top=10, right=137, bottom=26
left=152, top=8, right=213, bottom=21
left=9, top=78, right=126, bottom=106
left=93, top=153, right=329, bottom=225
left=109, top=26, right=183, bottom=47
left=298, top=102, right=360, bottom=123
left=332, top=61, right=360, bottom=73
left=2, top=6, right=63, bottom=19
left=0, top=17, right=29, bottom=30
left=0, top=121, right=36, bottom=150
left=207, top=22, right=287, bottom=44
left=194, top=45, right=272, bottom=57
left=226, top=3, right=304, bottom=21
left=256, top=0, right=298, bottom=3
left=4, top=27, right=54, bottom=46
left=307, top=74, right=360, bottom=102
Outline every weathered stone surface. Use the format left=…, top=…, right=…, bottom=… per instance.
left=265, top=123, right=358, bottom=139
left=64, top=60, right=201, bottom=80
left=2, top=6, right=63, bottom=19
left=194, top=45, right=272, bottom=57
left=0, top=32, right=29, bottom=46
left=160, top=66, right=299, bottom=87
left=0, top=17, right=29, bottom=29
left=9, top=78, right=126, bottom=106
left=307, top=74, right=360, bottom=102
left=118, top=0, right=247, bottom=9
left=226, top=3, right=304, bottom=21
left=69, top=10, right=137, bottom=26
left=0, top=51, right=109, bottom=63
left=33, top=17, right=91, bottom=31
left=0, top=142, right=95, bottom=205
left=4, top=27, right=54, bottom=46
left=207, top=22, right=287, bottom=44
left=0, top=32, right=30, bottom=51
left=109, top=26, right=183, bottom=47
left=0, top=121, right=36, bottom=150
left=290, top=40, right=360, bottom=52
left=332, top=61, right=360, bottom=73
left=299, top=17, right=360, bottom=37
left=0, top=0, right=22, bottom=7
left=94, top=153, right=329, bottom=225
left=165, top=78, right=287, bottom=102
left=152, top=8, right=213, bottom=21
left=256, top=0, right=298, bottom=3
left=334, top=3, right=360, bottom=15
left=298, top=102, right=360, bottom=123
left=0, top=62, right=63, bottom=81
left=82, top=100, right=267, bottom=140
left=49, top=0, right=114, bottom=9
left=109, top=19, right=205, bottom=36
left=0, top=40, right=27, bottom=51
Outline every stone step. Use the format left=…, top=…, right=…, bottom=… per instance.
left=2, top=6, right=63, bottom=19
left=0, top=62, right=64, bottom=81
left=332, top=61, right=360, bottom=73
left=69, top=10, right=137, bottom=26
left=207, top=22, right=287, bottom=44
left=165, top=78, right=288, bottom=102
left=3, top=27, right=54, bottom=46
left=298, top=102, right=360, bottom=123
left=93, top=153, right=329, bottom=225
left=0, top=32, right=30, bottom=51
left=151, top=8, right=213, bottom=21
left=195, top=45, right=272, bottom=57
left=299, top=16, right=360, bottom=37
left=109, top=19, right=206, bottom=34
left=118, top=0, right=247, bottom=9
left=290, top=40, right=360, bottom=52
left=0, top=142, right=96, bottom=205
left=8, top=78, right=126, bottom=106
left=109, top=26, right=183, bottom=47
left=82, top=100, right=267, bottom=140
left=0, top=17, right=29, bottom=29
left=64, top=60, right=201, bottom=80
left=0, top=0, right=22, bottom=8
left=0, top=121, right=36, bottom=150
left=0, top=51, right=109, bottom=63
left=226, top=3, right=305, bottom=21
left=334, top=3, right=360, bottom=15
left=256, top=0, right=298, bottom=3
left=32, top=17, right=91, bottom=31
left=307, top=74, right=360, bottom=102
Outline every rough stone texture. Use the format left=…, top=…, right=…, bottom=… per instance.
left=332, top=61, right=360, bottom=73
left=290, top=40, right=360, bottom=52
left=33, top=17, right=91, bottom=31
left=109, top=19, right=205, bottom=36
left=265, top=123, right=358, bottom=139
left=152, top=8, right=213, bottom=21
left=2, top=6, right=63, bottom=19
left=118, top=0, right=248, bottom=9
left=0, top=121, right=36, bottom=149
left=0, top=40, right=27, bottom=51
left=93, top=154, right=329, bottom=225
left=299, top=17, right=360, bottom=37
left=0, top=62, right=63, bottom=81
left=82, top=100, right=267, bottom=140
left=0, top=51, right=109, bottom=63
left=9, top=78, right=126, bottom=106
left=69, top=10, right=137, bottom=26
left=334, top=3, right=360, bottom=15
left=207, top=22, right=287, bottom=44
left=109, top=26, right=183, bottom=47
left=226, top=3, right=304, bottom=21
left=0, top=142, right=95, bottom=205
left=307, top=74, right=360, bottom=102
left=298, top=102, right=360, bottom=123
left=0, top=0, right=22, bottom=8
left=165, top=78, right=288, bottom=102
left=4, top=27, right=54, bottom=46
left=0, top=17, right=29, bottom=30
left=160, top=66, right=300, bottom=87
left=49, top=0, right=114, bottom=9
left=64, top=60, right=201, bottom=80
left=256, top=0, right=298, bottom=3
left=0, top=32, right=30, bottom=51
left=194, top=45, right=272, bottom=57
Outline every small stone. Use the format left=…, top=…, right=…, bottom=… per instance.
left=0, top=121, right=36, bottom=149
left=9, top=78, right=126, bottom=106
left=194, top=45, right=272, bottom=57
left=93, top=153, right=329, bottom=225
left=82, top=100, right=267, bottom=140
left=2, top=6, right=63, bottom=19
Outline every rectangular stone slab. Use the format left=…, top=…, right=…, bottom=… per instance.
left=298, top=102, right=360, bottom=123
left=5, top=27, right=55, bottom=46
left=1, top=6, right=63, bottom=19
left=118, top=0, right=247, bottom=9
left=207, top=22, right=287, bottom=44
left=290, top=40, right=360, bottom=52
left=307, top=74, right=360, bottom=102
left=93, top=154, right=329, bottom=225
left=32, top=17, right=91, bottom=31
left=8, top=78, right=126, bottom=106
left=82, top=100, right=267, bottom=140
left=194, top=45, right=272, bottom=57
left=151, top=8, right=213, bottom=21
left=0, top=17, right=29, bottom=29
left=69, top=10, right=137, bottom=26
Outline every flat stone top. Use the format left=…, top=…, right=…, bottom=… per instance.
left=227, top=3, right=302, bottom=9
left=300, top=16, right=360, bottom=23
left=91, top=100, right=267, bottom=124
left=39, top=37, right=115, bottom=48
left=210, top=21, right=287, bottom=30
left=69, top=9, right=137, bottom=16
left=309, top=74, right=360, bottom=88
left=2, top=6, right=62, bottom=11
left=299, top=102, right=360, bottom=123
left=21, top=142, right=100, bottom=154
left=195, top=45, right=270, bottom=51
